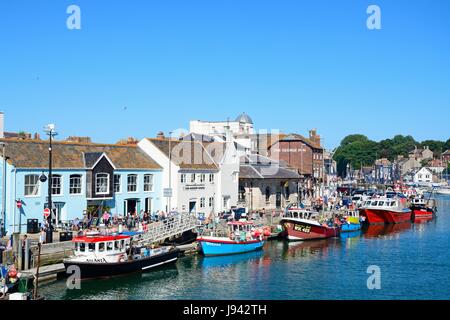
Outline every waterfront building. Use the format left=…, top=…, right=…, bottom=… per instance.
left=374, top=158, right=394, bottom=185
left=442, top=150, right=450, bottom=164
left=413, top=167, right=436, bottom=185
left=238, top=154, right=301, bottom=211
left=268, top=130, right=324, bottom=180
left=189, top=113, right=255, bottom=137
left=138, top=136, right=238, bottom=214
left=0, top=138, right=163, bottom=235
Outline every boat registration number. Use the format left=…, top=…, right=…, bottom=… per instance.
left=293, top=224, right=311, bottom=234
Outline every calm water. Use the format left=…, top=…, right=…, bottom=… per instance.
left=40, top=195, right=450, bottom=300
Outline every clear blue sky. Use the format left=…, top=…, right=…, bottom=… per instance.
left=1, top=0, right=449, bottom=149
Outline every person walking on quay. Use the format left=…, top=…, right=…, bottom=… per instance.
left=39, top=228, right=46, bottom=245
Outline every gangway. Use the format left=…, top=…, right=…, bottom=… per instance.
left=135, top=213, right=200, bottom=245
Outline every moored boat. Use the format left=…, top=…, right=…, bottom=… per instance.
left=280, top=208, right=340, bottom=241
left=340, top=210, right=362, bottom=232
left=359, top=198, right=411, bottom=224
left=410, top=196, right=436, bottom=222
left=436, top=187, right=450, bottom=196
left=197, top=221, right=268, bottom=256
left=63, top=232, right=179, bottom=279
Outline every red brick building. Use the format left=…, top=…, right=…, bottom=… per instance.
left=268, top=129, right=324, bottom=180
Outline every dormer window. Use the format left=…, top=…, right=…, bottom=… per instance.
left=96, top=173, right=109, bottom=194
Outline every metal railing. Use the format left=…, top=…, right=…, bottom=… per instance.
left=136, top=213, right=200, bottom=245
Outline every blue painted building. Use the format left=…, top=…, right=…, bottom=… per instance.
left=0, top=139, right=163, bottom=235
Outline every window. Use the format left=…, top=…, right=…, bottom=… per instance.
left=79, top=243, right=85, bottom=252
left=181, top=174, right=186, bottom=183
left=265, top=186, right=271, bottom=203
left=209, top=174, right=214, bottom=183
left=24, top=174, right=40, bottom=196
left=107, top=242, right=113, bottom=251
left=239, top=186, right=246, bottom=202
left=127, top=174, right=137, bottom=192
left=51, top=175, right=62, bottom=195
left=96, top=173, right=109, bottom=194
left=209, top=197, right=214, bottom=207
left=69, top=175, right=82, bottom=194
left=200, top=198, right=205, bottom=208
left=191, top=174, right=196, bottom=183
left=114, top=174, right=121, bottom=193
left=199, top=174, right=205, bottom=183
left=115, top=241, right=120, bottom=250
left=88, top=243, right=95, bottom=252
left=98, top=242, right=105, bottom=252
left=144, top=174, right=154, bottom=192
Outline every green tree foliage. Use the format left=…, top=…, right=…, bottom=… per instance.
left=333, top=134, right=449, bottom=177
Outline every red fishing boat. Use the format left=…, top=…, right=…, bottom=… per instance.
left=359, top=198, right=411, bottom=224
left=281, top=208, right=340, bottom=241
left=410, top=197, right=436, bottom=222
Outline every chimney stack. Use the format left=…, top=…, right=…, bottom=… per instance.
left=156, top=131, right=165, bottom=139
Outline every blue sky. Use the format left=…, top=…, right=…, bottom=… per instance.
left=0, top=0, right=449, bottom=149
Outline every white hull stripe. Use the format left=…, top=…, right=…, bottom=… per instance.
left=142, top=258, right=178, bottom=270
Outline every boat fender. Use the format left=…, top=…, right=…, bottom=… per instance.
left=118, top=254, right=127, bottom=263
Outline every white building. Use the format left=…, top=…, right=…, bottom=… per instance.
left=413, top=167, right=434, bottom=185
left=138, top=136, right=239, bottom=215
left=190, top=113, right=255, bottom=137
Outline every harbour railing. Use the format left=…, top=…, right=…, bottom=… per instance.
left=135, top=213, right=201, bottom=245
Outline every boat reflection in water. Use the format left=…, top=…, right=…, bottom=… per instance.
left=362, top=222, right=412, bottom=239
left=59, top=264, right=179, bottom=300
left=282, top=239, right=332, bottom=261
left=340, top=230, right=362, bottom=241
left=201, top=249, right=265, bottom=269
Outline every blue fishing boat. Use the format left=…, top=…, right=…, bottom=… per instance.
left=340, top=210, right=362, bottom=233
left=197, top=221, right=268, bottom=256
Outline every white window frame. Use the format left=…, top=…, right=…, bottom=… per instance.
left=181, top=174, right=186, bottom=184
left=114, top=174, right=121, bottom=193
left=209, top=197, right=214, bottom=207
left=199, top=174, right=205, bottom=183
left=209, top=174, right=214, bottom=183
left=191, top=174, right=196, bottom=183
left=144, top=174, right=154, bottom=192
left=69, top=174, right=83, bottom=195
left=24, top=174, right=40, bottom=197
left=127, top=174, right=138, bottom=193
left=51, top=174, right=63, bottom=196
left=95, top=173, right=110, bottom=195
left=200, top=197, right=205, bottom=208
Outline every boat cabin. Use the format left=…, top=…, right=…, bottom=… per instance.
left=284, top=210, right=318, bottom=221
left=71, top=234, right=131, bottom=263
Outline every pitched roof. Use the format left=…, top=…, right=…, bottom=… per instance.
left=1, top=139, right=162, bottom=170
left=239, top=154, right=301, bottom=179
left=271, top=133, right=323, bottom=150
left=146, top=138, right=218, bottom=170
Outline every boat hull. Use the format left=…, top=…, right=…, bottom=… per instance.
left=412, top=207, right=435, bottom=222
left=360, top=208, right=411, bottom=224
left=281, top=220, right=340, bottom=241
left=63, top=249, right=180, bottom=279
left=340, top=223, right=361, bottom=232
left=197, top=237, right=265, bottom=256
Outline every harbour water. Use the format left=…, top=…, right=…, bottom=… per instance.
left=40, top=195, right=450, bottom=300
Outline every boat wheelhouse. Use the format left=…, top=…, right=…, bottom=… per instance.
left=281, top=209, right=340, bottom=241
left=197, top=221, right=267, bottom=256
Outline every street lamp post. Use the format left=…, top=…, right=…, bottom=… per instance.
left=168, top=131, right=173, bottom=213
left=1, top=142, right=7, bottom=237
left=44, top=124, right=58, bottom=243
